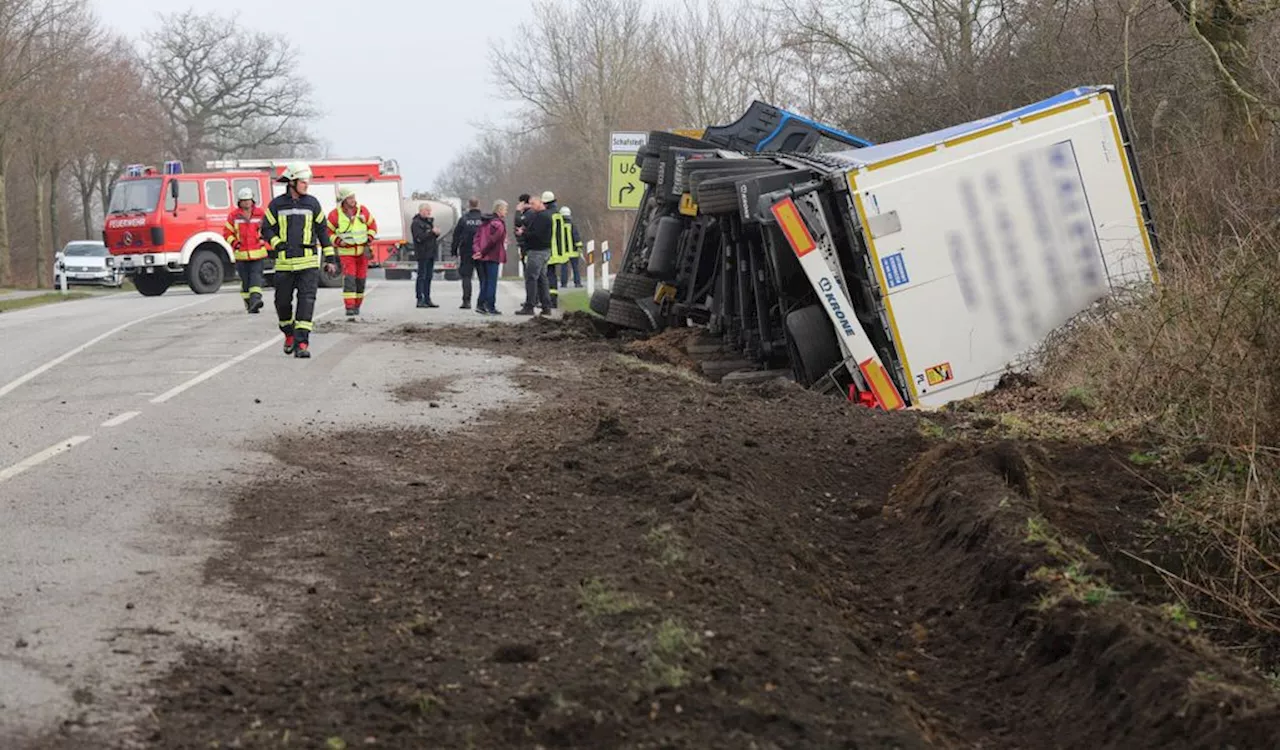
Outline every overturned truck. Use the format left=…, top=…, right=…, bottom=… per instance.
left=595, top=87, right=1160, bottom=409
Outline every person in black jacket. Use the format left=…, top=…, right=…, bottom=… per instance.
left=451, top=198, right=485, bottom=309
left=516, top=192, right=555, bottom=316
left=411, top=204, right=440, bottom=308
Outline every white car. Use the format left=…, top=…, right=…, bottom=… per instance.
left=54, top=241, right=123, bottom=288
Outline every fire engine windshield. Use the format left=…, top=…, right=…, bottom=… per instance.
left=107, top=178, right=162, bottom=214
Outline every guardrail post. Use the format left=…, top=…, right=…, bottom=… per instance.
left=601, top=241, right=612, bottom=291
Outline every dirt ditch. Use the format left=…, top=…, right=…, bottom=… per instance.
left=40, top=318, right=1280, bottom=749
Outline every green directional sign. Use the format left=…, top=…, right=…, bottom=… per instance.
left=608, top=154, right=643, bottom=210
left=608, top=131, right=647, bottom=211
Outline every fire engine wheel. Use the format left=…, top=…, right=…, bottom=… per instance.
left=133, top=272, right=171, bottom=297
left=186, top=249, right=224, bottom=295
left=785, top=305, right=843, bottom=388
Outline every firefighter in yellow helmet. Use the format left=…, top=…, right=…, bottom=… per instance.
left=326, top=186, right=378, bottom=317
left=260, top=161, right=336, bottom=359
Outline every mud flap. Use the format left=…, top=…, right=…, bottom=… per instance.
left=768, top=196, right=907, bottom=411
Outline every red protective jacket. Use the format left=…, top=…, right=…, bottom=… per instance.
left=224, top=207, right=268, bottom=261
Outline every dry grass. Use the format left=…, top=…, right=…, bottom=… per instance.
left=1035, top=165, right=1280, bottom=662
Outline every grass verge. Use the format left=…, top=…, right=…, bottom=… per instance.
left=0, top=291, right=92, bottom=312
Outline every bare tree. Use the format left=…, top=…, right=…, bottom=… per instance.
left=0, top=0, right=82, bottom=286
left=143, top=9, right=317, bottom=166
left=69, top=40, right=166, bottom=239
left=1164, top=0, right=1280, bottom=140
left=19, top=1, right=98, bottom=285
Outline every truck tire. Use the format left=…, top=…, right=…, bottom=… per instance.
left=319, top=260, right=345, bottom=288
left=647, top=216, right=683, bottom=279
left=694, top=178, right=741, bottom=215
left=186, top=249, right=224, bottom=294
left=604, top=298, right=654, bottom=331
left=609, top=272, right=659, bottom=300
left=384, top=267, right=413, bottom=281
left=589, top=288, right=611, bottom=316
left=134, top=272, right=171, bottom=297
left=785, top=305, right=843, bottom=387
left=639, top=156, right=661, bottom=185
left=646, top=131, right=714, bottom=155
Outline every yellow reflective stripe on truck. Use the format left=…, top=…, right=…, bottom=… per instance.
left=1101, top=95, right=1160, bottom=283
left=770, top=197, right=816, bottom=256
left=859, top=358, right=905, bottom=411
left=847, top=187, right=918, bottom=403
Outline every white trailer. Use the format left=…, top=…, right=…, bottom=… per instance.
left=817, top=86, right=1159, bottom=407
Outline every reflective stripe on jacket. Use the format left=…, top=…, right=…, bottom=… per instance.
left=326, top=204, right=378, bottom=256
left=550, top=213, right=572, bottom=266
left=224, top=207, right=269, bottom=261
left=261, top=193, right=334, bottom=272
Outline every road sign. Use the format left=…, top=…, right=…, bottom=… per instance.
left=610, top=132, right=648, bottom=153
left=608, top=153, right=643, bottom=210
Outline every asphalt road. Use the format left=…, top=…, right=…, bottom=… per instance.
left=0, top=274, right=532, bottom=743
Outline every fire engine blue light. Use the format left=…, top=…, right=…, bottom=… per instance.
left=164, top=160, right=183, bottom=175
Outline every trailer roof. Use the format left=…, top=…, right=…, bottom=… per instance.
left=827, top=86, right=1110, bottom=170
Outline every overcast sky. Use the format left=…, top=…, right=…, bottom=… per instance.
left=93, top=0, right=530, bottom=193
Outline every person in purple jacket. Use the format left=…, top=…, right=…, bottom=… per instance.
left=472, top=200, right=509, bottom=315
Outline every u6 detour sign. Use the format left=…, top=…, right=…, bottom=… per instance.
left=608, top=131, right=647, bottom=210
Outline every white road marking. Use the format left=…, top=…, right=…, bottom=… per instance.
left=0, top=436, right=92, bottom=484
left=0, top=297, right=210, bottom=401
left=147, top=286, right=370, bottom=406
left=101, top=411, right=141, bottom=428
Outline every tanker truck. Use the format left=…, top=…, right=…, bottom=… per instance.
left=382, top=196, right=463, bottom=281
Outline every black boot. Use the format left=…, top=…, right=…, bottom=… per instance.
left=248, top=294, right=263, bottom=314
left=294, top=341, right=311, bottom=359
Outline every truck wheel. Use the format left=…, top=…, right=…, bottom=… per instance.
left=604, top=298, right=654, bottom=331
left=134, top=272, right=171, bottom=297
left=647, top=216, right=683, bottom=278
left=609, top=272, right=659, bottom=301
left=186, top=249, right=224, bottom=294
left=319, top=261, right=345, bottom=288
left=785, top=305, right=843, bottom=387
left=589, top=288, right=611, bottom=316
left=639, top=156, right=660, bottom=185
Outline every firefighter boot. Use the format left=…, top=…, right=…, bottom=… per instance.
left=248, top=293, right=264, bottom=314
left=294, top=341, right=311, bottom=359
left=283, top=334, right=295, bottom=355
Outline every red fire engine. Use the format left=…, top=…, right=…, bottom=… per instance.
left=103, top=158, right=405, bottom=297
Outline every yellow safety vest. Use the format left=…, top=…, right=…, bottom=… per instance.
left=550, top=213, right=572, bottom=266
left=333, top=205, right=373, bottom=256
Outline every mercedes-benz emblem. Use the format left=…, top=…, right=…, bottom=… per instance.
left=122, top=231, right=133, bottom=247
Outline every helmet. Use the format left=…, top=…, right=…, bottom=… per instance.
left=541, top=190, right=556, bottom=203
left=236, top=187, right=255, bottom=202
left=278, top=160, right=312, bottom=182
left=559, top=206, right=572, bottom=217
left=336, top=186, right=357, bottom=202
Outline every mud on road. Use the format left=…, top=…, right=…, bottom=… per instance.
left=40, top=316, right=1280, bottom=749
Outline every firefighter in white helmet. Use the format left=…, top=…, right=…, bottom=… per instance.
left=326, top=185, right=378, bottom=317
left=223, top=187, right=267, bottom=313
left=260, top=161, right=335, bottom=359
